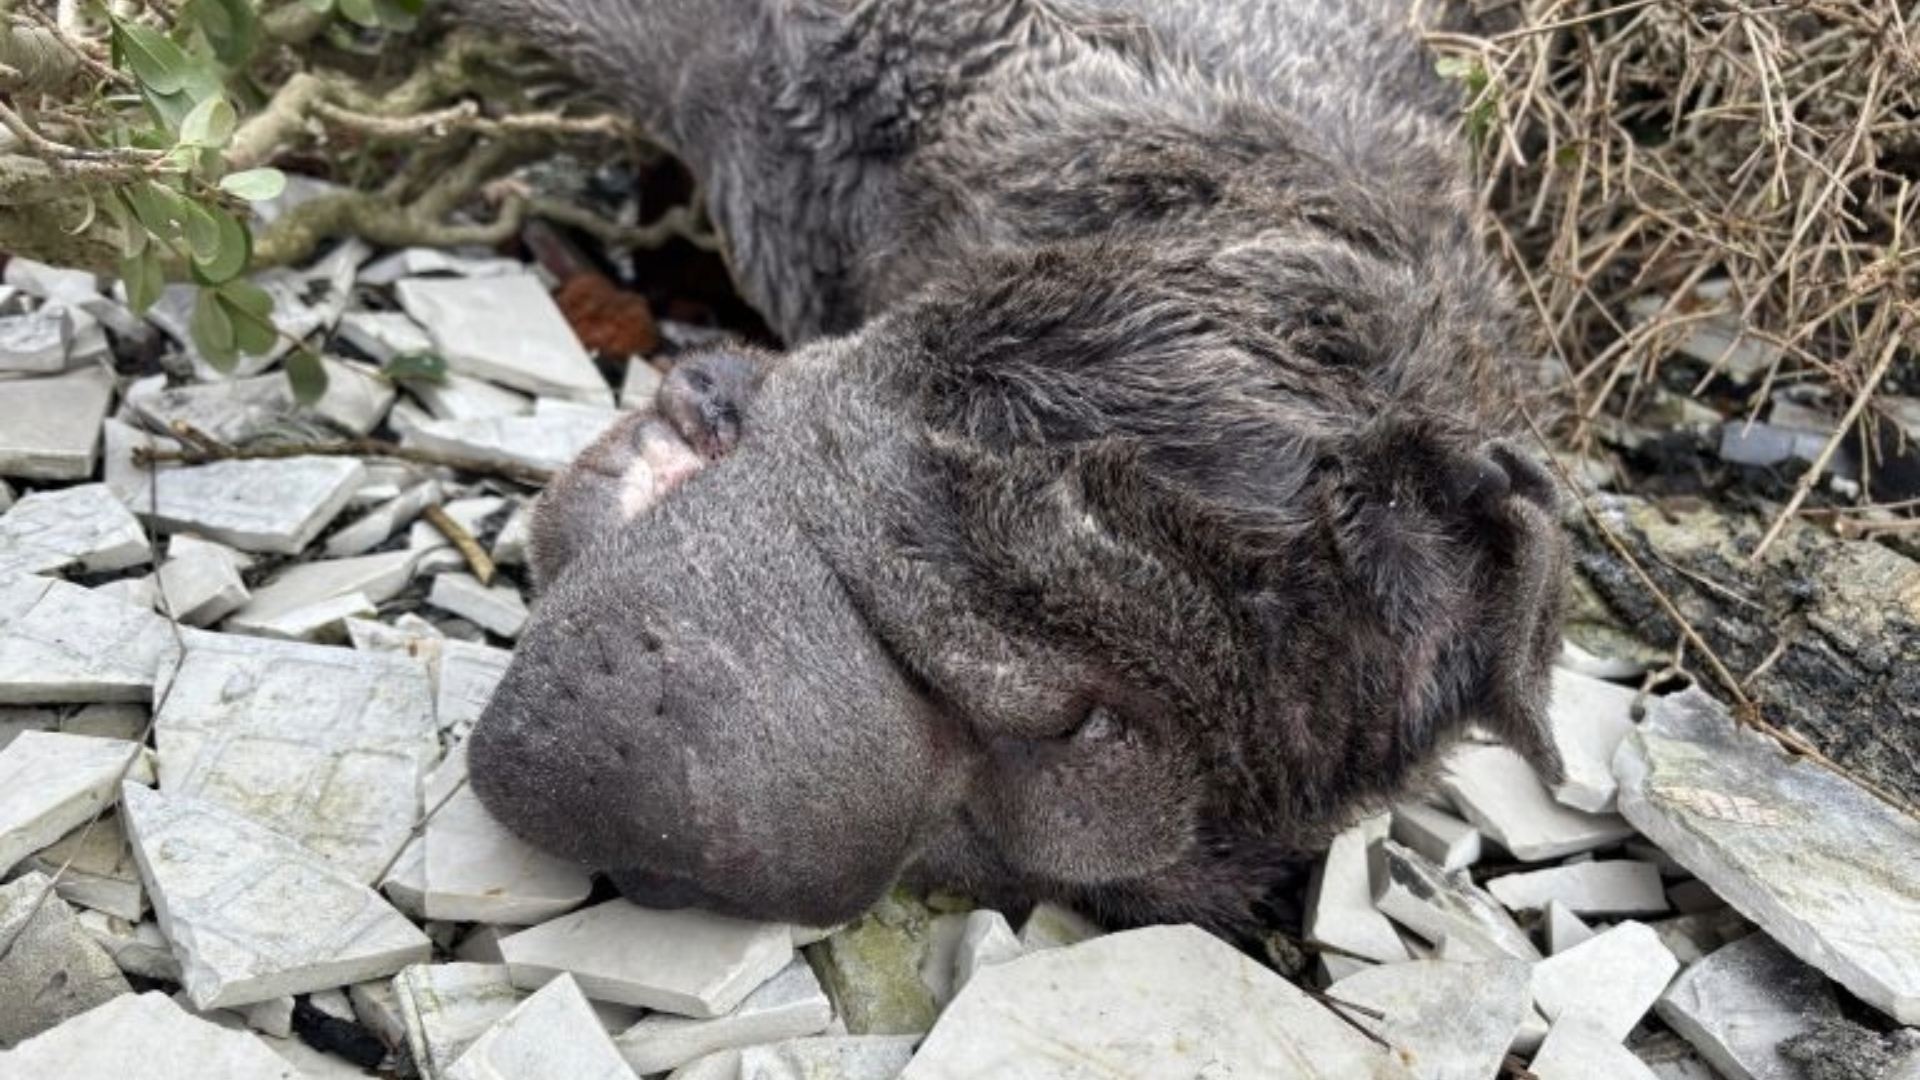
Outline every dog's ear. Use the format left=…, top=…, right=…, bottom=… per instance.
left=528, top=411, right=705, bottom=591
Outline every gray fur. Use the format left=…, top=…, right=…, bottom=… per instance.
left=464, top=0, right=1568, bottom=934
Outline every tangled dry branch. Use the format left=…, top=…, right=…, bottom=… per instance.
left=1430, top=0, right=1920, bottom=507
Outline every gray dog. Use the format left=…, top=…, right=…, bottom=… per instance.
left=463, top=0, right=1568, bottom=935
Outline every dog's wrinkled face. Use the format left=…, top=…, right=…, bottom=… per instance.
left=470, top=240, right=1567, bottom=932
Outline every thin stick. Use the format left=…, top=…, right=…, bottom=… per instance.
left=423, top=504, right=498, bottom=586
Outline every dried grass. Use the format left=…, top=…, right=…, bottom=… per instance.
left=1424, top=0, right=1920, bottom=487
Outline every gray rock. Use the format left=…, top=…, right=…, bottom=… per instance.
left=1628, top=282, right=1780, bottom=385
left=1666, top=879, right=1726, bottom=915
left=739, top=1036, right=919, bottom=1080
left=0, top=366, right=114, bottom=481
left=0, top=730, right=152, bottom=874
left=1531, top=921, right=1678, bottom=1042
left=902, top=925, right=1413, bottom=1078
left=1441, top=743, right=1636, bottom=861
left=0, top=872, right=132, bottom=1046
left=120, top=782, right=430, bottom=1009
left=395, top=276, right=612, bottom=404
left=153, top=633, right=437, bottom=881
left=1614, top=688, right=1920, bottom=1023
left=436, top=638, right=514, bottom=738
left=1649, top=909, right=1756, bottom=966
left=428, top=572, right=529, bottom=638
left=25, top=813, right=146, bottom=920
left=491, top=502, right=532, bottom=566
left=0, top=575, right=178, bottom=703
left=1327, top=958, right=1533, bottom=1080
left=1015, top=901, right=1103, bottom=952
left=127, top=455, right=366, bottom=554
left=1633, top=1031, right=1725, bottom=1080
left=621, top=359, right=665, bottom=408
left=1485, top=861, right=1669, bottom=917
left=1390, top=801, right=1482, bottom=872
left=351, top=977, right=409, bottom=1051
left=501, top=899, right=794, bottom=1017
left=1369, top=839, right=1540, bottom=961
left=1531, top=1017, right=1661, bottom=1080
left=59, top=702, right=148, bottom=742
left=0, top=306, right=71, bottom=374
left=0, top=482, right=149, bottom=578
left=1655, top=934, right=1841, bottom=1080
left=362, top=248, right=528, bottom=286
left=1718, top=421, right=1831, bottom=468
left=1543, top=900, right=1596, bottom=954
left=154, top=539, right=249, bottom=626
left=1781, top=1017, right=1920, bottom=1080
left=336, top=310, right=435, bottom=364
left=445, top=973, right=639, bottom=1080
left=0, top=991, right=299, bottom=1078
left=616, top=959, right=835, bottom=1074
left=1547, top=668, right=1640, bottom=812
left=126, top=359, right=394, bottom=443
left=403, top=406, right=622, bottom=475
left=813, top=892, right=943, bottom=1035
left=422, top=785, right=593, bottom=924
left=412, top=373, right=537, bottom=422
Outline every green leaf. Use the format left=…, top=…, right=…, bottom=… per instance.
left=179, top=94, right=237, bottom=149
left=219, top=281, right=279, bottom=354
left=125, top=181, right=189, bottom=240
left=141, top=86, right=197, bottom=134
left=285, top=350, right=329, bottom=403
left=372, top=0, right=418, bottom=31
left=384, top=351, right=448, bottom=383
left=337, top=0, right=380, bottom=27
left=187, top=0, right=258, bottom=67
left=112, top=18, right=191, bottom=95
left=302, top=0, right=336, bottom=12
left=218, top=168, right=287, bottom=202
left=120, top=248, right=166, bottom=316
left=182, top=201, right=222, bottom=263
left=105, top=195, right=147, bottom=259
left=190, top=287, right=238, bottom=368
left=185, top=207, right=251, bottom=284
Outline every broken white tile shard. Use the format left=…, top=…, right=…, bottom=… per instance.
left=396, top=276, right=612, bottom=404
left=155, top=539, right=249, bottom=626
left=951, top=909, right=1023, bottom=998
left=500, top=899, right=795, bottom=1017
left=437, top=639, right=513, bottom=737
left=336, top=309, right=435, bottom=364
left=1654, top=933, right=1840, bottom=1080
left=621, top=359, right=664, bottom=408
left=75, top=909, right=182, bottom=981
left=396, top=962, right=529, bottom=1078
left=429, top=572, right=529, bottom=638
left=350, top=977, right=408, bottom=1051
left=1328, top=958, right=1533, bottom=1080
left=26, top=813, right=146, bottom=920
left=1544, top=900, right=1596, bottom=954
left=0, top=575, right=178, bottom=704
left=0, top=871, right=133, bottom=1045
left=445, top=974, right=639, bottom=1080
left=1390, top=801, right=1482, bottom=872
left=616, top=959, right=835, bottom=1074
left=1016, top=901, right=1103, bottom=952
left=224, top=549, right=419, bottom=642
left=904, top=925, right=1412, bottom=1078
left=0, top=730, right=151, bottom=874
left=423, top=785, right=593, bottom=924
left=404, top=407, right=621, bottom=476
left=0, top=306, right=71, bottom=373
left=737, top=1036, right=919, bottom=1080
left=119, top=783, right=430, bottom=1009
left=0, top=366, right=114, bottom=480
left=1486, top=861, right=1669, bottom=917
left=1307, top=814, right=1414, bottom=964
left=491, top=502, right=530, bottom=566
left=362, top=247, right=528, bottom=286
left=1531, top=921, right=1678, bottom=1041
left=0, top=483, right=149, bottom=578
left=324, top=480, right=445, bottom=557
left=1370, top=839, right=1540, bottom=961
left=1441, top=743, right=1636, bottom=861
left=0, top=991, right=300, bottom=1079
left=126, top=359, right=394, bottom=443
left=1530, top=1017, right=1661, bottom=1080
left=412, top=373, right=537, bottom=422
left=128, top=455, right=366, bottom=554
left=1615, top=688, right=1920, bottom=1024
left=153, top=634, right=437, bottom=881
left=1548, top=668, right=1640, bottom=812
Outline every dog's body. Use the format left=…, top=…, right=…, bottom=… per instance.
left=467, top=0, right=1569, bottom=934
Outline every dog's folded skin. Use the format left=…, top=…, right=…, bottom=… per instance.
left=464, top=0, right=1569, bottom=935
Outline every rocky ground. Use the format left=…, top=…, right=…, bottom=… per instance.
left=1, top=199, right=1918, bottom=1080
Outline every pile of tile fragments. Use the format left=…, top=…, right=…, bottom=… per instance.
left=1, top=231, right=1917, bottom=1080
